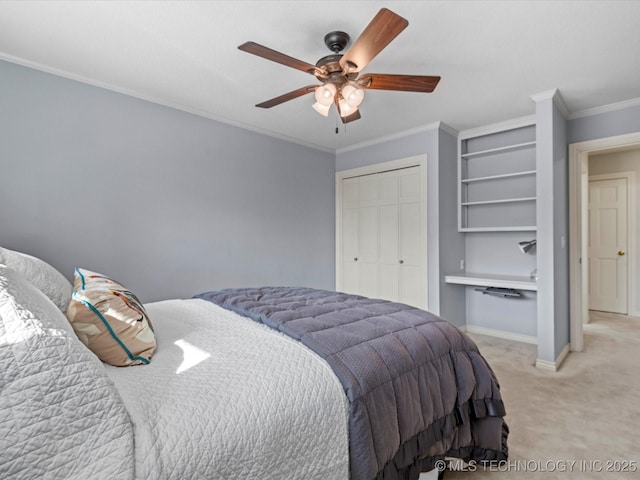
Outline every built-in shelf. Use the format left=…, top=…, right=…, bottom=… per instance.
left=445, top=272, right=537, bottom=291
left=461, top=196, right=536, bottom=207
left=460, top=141, right=536, bottom=159
left=458, top=122, right=537, bottom=232
left=461, top=170, right=536, bottom=184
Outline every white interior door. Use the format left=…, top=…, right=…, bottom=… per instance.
left=588, top=177, right=628, bottom=313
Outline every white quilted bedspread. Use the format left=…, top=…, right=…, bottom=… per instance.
left=105, top=298, right=350, bottom=480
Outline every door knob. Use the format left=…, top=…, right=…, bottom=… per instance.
left=399, top=260, right=404, bottom=264
left=618, top=250, right=625, bottom=256
left=354, top=257, right=358, bottom=261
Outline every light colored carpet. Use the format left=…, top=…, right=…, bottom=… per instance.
left=441, top=311, right=640, bottom=479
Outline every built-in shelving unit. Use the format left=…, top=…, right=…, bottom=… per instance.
left=450, top=117, right=539, bottom=342
left=458, top=121, right=537, bottom=232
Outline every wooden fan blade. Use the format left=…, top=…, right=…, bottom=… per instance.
left=339, top=8, right=408, bottom=72
left=239, top=42, right=318, bottom=75
left=255, top=85, right=317, bottom=108
left=341, top=109, right=361, bottom=124
left=358, top=74, right=441, bottom=92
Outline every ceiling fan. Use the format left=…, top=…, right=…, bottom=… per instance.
left=238, top=8, right=440, bottom=124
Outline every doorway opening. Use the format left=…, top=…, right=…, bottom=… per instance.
left=569, top=132, right=640, bottom=352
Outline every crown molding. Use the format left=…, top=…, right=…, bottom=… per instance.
left=530, top=88, right=570, bottom=119
left=438, top=122, right=459, bottom=138
left=568, top=96, right=640, bottom=120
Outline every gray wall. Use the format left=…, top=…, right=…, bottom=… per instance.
left=535, top=97, right=556, bottom=363
left=568, top=104, right=640, bottom=145
left=464, top=231, right=538, bottom=338
left=436, top=129, right=466, bottom=327
left=335, top=125, right=465, bottom=325
left=0, top=60, right=336, bottom=302
left=552, top=100, right=569, bottom=359
left=535, top=95, right=569, bottom=363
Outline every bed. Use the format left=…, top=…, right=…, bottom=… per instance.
left=0, top=246, right=508, bottom=480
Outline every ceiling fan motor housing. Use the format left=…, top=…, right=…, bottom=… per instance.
left=315, top=31, right=351, bottom=77
left=324, top=31, right=350, bottom=53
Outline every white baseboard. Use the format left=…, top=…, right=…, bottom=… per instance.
left=463, top=325, right=537, bottom=345
left=535, top=343, right=570, bottom=372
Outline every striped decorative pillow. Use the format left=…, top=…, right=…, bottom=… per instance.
left=66, top=268, right=156, bottom=366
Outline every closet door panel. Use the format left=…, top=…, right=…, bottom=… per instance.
left=399, top=202, right=423, bottom=308
left=361, top=263, right=379, bottom=299
left=379, top=172, right=399, bottom=204
left=342, top=177, right=360, bottom=207
left=400, top=265, right=423, bottom=308
left=359, top=206, right=378, bottom=261
left=399, top=202, right=421, bottom=267
left=359, top=205, right=378, bottom=296
left=399, top=167, right=423, bottom=307
left=342, top=262, right=360, bottom=295
left=379, top=171, right=399, bottom=302
left=399, top=166, right=421, bottom=203
left=359, top=176, right=378, bottom=206
left=341, top=206, right=360, bottom=295
left=379, top=204, right=399, bottom=263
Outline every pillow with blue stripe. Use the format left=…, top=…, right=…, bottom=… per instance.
left=66, top=268, right=156, bottom=366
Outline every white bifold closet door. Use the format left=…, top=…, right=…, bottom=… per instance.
left=341, top=166, right=424, bottom=308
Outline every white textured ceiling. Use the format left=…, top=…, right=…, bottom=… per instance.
left=1, top=1, right=639, bottom=152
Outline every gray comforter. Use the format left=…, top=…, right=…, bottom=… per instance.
left=196, top=287, right=508, bottom=480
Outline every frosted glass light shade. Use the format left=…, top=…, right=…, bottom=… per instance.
left=314, top=83, right=337, bottom=106
left=312, top=102, right=331, bottom=116
left=338, top=97, right=354, bottom=116
left=341, top=84, right=365, bottom=108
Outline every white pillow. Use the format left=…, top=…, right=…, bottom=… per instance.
left=0, top=264, right=134, bottom=478
left=0, top=246, right=72, bottom=312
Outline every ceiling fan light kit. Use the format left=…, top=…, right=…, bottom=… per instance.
left=238, top=8, right=440, bottom=124
left=342, top=83, right=365, bottom=108
left=315, top=83, right=337, bottom=106
left=312, top=101, right=331, bottom=117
